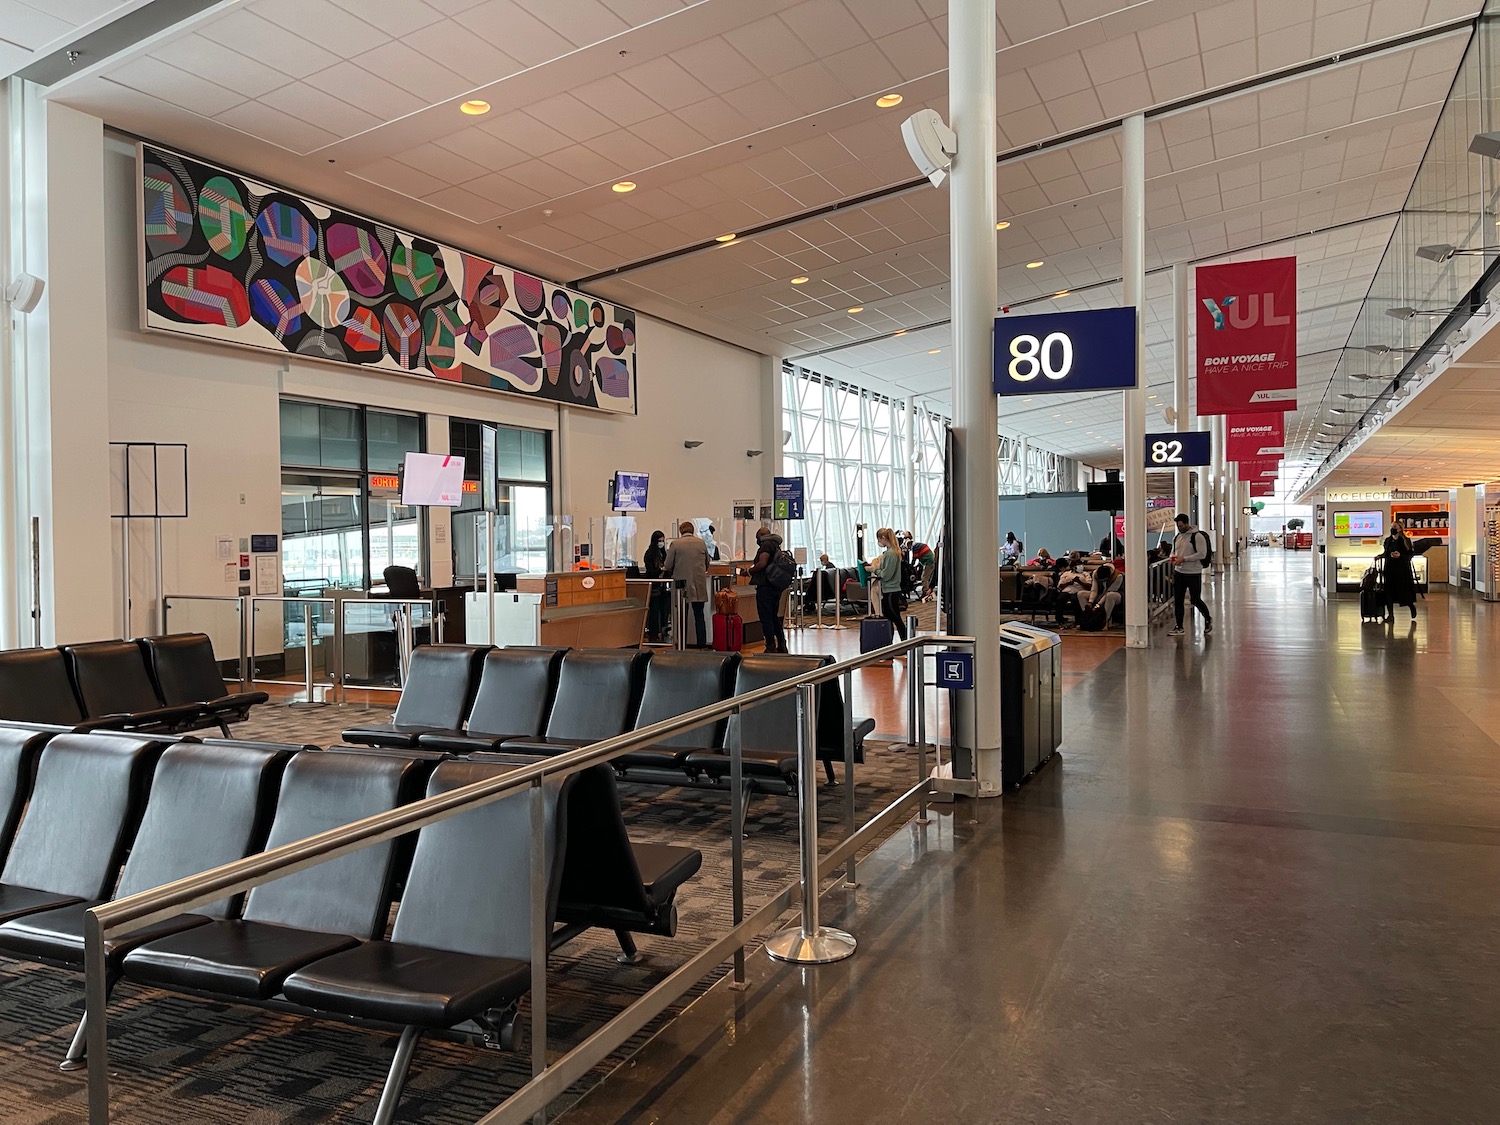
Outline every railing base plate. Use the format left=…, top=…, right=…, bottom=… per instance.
left=765, top=927, right=856, bottom=964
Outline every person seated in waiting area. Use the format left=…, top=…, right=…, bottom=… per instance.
left=1053, top=560, right=1092, bottom=625
left=1084, top=564, right=1125, bottom=625
left=1027, top=548, right=1053, bottom=567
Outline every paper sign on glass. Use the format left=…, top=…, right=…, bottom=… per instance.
left=401, top=452, right=466, bottom=507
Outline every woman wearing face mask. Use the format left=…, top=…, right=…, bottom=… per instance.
left=643, top=529, right=670, bottom=642
left=870, top=527, right=908, bottom=641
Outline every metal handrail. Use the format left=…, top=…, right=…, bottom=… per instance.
left=340, top=597, right=442, bottom=686
left=82, top=630, right=977, bottom=1123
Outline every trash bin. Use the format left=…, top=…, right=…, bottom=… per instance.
left=998, top=622, right=1062, bottom=787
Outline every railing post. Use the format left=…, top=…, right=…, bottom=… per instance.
left=84, top=911, right=110, bottom=1122
left=729, top=705, right=747, bottom=989
left=238, top=596, right=250, bottom=689
left=288, top=602, right=325, bottom=710
left=766, top=683, right=856, bottom=964
left=528, top=780, right=548, bottom=1125
left=841, top=669, right=857, bottom=888
left=915, top=640, right=930, bottom=824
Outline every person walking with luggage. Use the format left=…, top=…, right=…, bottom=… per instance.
left=1383, top=525, right=1419, bottom=623
left=643, top=529, right=670, bottom=642
left=664, top=521, right=710, bottom=648
left=871, top=527, right=908, bottom=641
left=748, top=526, right=791, bottom=653
left=1168, top=513, right=1213, bottom=638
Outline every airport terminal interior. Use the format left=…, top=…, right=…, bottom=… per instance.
left=1, top=0, right=1499, bottom=1122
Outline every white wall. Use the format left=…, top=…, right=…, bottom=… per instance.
left=99, top=132, right=773, bottom=636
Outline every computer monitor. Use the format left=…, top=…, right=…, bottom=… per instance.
left=1086, top=482, right=1124, bottom=512
left=611, top=470, right=649, bottom=512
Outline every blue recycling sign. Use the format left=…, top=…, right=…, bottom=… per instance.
left=935, top=650, right=974, bottom=691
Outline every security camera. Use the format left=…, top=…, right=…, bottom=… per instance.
left=901, top=109, right=957, bottom=188
left=3, top=273, right=44, bottom=315
left=683, top=440, right=704, bottom=449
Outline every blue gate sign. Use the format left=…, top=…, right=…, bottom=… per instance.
left=773, top=476, right=805, bottom=520
left=935, top=650, right=973, bottom=691
left=993, top=307, right=1138, bottom=395
left=1143, top=430, right=1212, bottom=468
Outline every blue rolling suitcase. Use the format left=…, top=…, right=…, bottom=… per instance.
left=860, top=615, right=895, bottom=653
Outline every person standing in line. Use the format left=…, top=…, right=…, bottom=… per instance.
left=642, top=529, right=670, bottom=642
left=870, top=527, right=908, bottom=641
left=704, top=524, right=721, bottom=561
left=1383, top=524, right=1418, bottom=623
left=664, top=521, right=710, bottom=648
left=747, top=526, right=790, bottom=653
left=1167, top=513, right=1213, bottom=637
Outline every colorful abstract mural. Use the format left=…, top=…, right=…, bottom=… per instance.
left=139, top=145, right=638, bottom=414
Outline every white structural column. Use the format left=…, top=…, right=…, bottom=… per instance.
left=6, top=85, right=114, bottom=645
left=1214, top=416, right=1228, bottom=573
left=948, top=0, right=1002, bottom=793
left=1171, top=262, right=1192, bottom=514
left=1121, top=114, right=1148, bottom=649
left=905, top=395, right=917, bottom=533
left=1197, top=417, right=1213, bottom=542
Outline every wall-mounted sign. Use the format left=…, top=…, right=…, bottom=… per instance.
left=1143, top=431, right=1212, bottom=468
left=369, top=475, right=401, bottom=491
left=992, top=307, right=1137, bottom=395
left=732, top=501, right=755, bottom=520
left=1196, top=256, right=1297, bottom=415
left=250, top=533, right=278, bottom=553
left=935, top=650, right=973, bottom=691
left=1327, top=488, right=1391, bottom=502
left=773, top=476, right=806, bottom=519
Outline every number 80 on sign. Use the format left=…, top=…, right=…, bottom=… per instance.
left=992, top=307, right=1138, bottom=396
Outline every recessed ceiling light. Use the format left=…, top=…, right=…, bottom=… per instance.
left=1026, top=260, right=1044, bottom=269
left=893, top=329, right=908, bottom=336
left=611, top=181, right=636, bottom=193
left=996, top=221, right=1011, bottom=231
left=791, top=276, right=809, bottom=284
left=1054, top=290, right=1069, bottom=298
left=875, top=93, right=904, bottom=108
left=928, top=348, right=941, bottom=354
left=715, top=233, right=737, bottom=243
left=847, top=306, right=864, bottom=314
left=460, top=100, right=491, bottom=115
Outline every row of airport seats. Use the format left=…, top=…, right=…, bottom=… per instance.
left=0, top=633, right=266, bottom=736
left=341, top=645, right=877, bottom=792
left=0, top=723, right=702, bottom=1123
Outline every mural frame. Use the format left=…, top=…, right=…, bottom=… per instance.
left=137, top=142, right=637, bottom=415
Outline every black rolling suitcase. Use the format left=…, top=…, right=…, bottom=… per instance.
left=860, top=615, right=895, bottom=652
left=1359, top=564, right=1386, bottom=623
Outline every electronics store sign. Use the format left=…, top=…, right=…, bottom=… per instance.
left=993, top=307, right=1137, bottom=396
left=1328, top=488, right=1392, bottom=502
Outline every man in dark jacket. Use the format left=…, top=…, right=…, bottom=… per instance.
left=747, top=526, right=789, bottom=653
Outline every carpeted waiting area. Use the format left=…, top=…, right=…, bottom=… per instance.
left=0, top=701, right=926, bottom=1124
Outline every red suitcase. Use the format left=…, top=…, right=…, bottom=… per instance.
left=713, top=612, right=744, bottom=652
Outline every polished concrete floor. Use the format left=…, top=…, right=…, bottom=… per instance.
left=561, top=548, right=1500, bottom=1125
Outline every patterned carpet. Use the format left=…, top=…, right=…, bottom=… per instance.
left=0, top=702, right=923, bottom=1124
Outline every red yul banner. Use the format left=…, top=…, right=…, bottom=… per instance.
left=1196, top=256, right=1297, bottom=415
left=1238, top=462, right=1282, bottom=480
left=1226, top=413, right=1285, bottom=460
left=1250, top=481, right=1275, bottom=497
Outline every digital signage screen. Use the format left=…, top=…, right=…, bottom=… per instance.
left=1333, top=510, right=1383, bottom=538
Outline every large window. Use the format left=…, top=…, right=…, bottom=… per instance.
left=449, top=419, right=554, bottom=576
left=781, top=365, right=1078, bottom=564
left=278, top=399, right=426, bottom=593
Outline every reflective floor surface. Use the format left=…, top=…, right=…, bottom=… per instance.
left=561, top=549, right=1500, bottom=1124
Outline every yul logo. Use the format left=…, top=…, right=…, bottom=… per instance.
left=1201, top=293, right=1291, bottom=331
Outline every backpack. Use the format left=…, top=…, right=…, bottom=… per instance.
left=1078, top=604, right=1108, bottom=632
left=1193, top=530, right=1214, bottom=567
left=765, top=549, right=797, bottom=591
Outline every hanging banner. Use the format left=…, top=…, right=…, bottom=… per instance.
left=1237, top=460, right=1282, bottom=480
left=1250, top=481, right=1275, bottom=497
left=1196, top=256, right=1297, bottom=414
left=1226, top=413, right=1285, bottom=460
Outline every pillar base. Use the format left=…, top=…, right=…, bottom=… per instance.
left=1125, top=625, right=1149, bottom=649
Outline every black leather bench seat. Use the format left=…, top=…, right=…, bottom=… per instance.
left=125, top=920, right=361, bottom=1000
left=342, top=645, right=490, bottom=748
left=282, top=942, right=531, bottom=1026
left=0, top=903, right=208, bottom=964
left=682, top=747, right=797, bottom=781
left=632, top=843, right=703, bottom=902
left=413, top=728, right=528, bottom=755
left=0, top=885, right=80, bottom=925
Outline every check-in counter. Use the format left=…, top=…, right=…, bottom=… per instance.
left=465, top=569, right=647, bottom=647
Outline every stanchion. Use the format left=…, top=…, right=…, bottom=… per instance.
left=766, top=683, right=856, bottom=965
left=912, top=637, right=930, bottom=824
left=288, top=603, right=326, bottom=709
left=841, top=668, right=858, bottom=888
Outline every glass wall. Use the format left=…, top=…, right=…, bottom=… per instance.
left=278, top=399, right=425, bottom=593
left=781, top=364, right=1078, bottom=564
left=448, top=418, right=554, bottom=577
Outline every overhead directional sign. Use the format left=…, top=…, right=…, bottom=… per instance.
left=773, top=476, right=805, bottom=520
left=1143, top=431, right=1212, bottom=468
left=993, top=307, right=1137, bottom=396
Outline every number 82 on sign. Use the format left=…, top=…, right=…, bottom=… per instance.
left=1143, top=431, right=1212, bottom=468
left=992, top=307, right=1138, bottom=396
